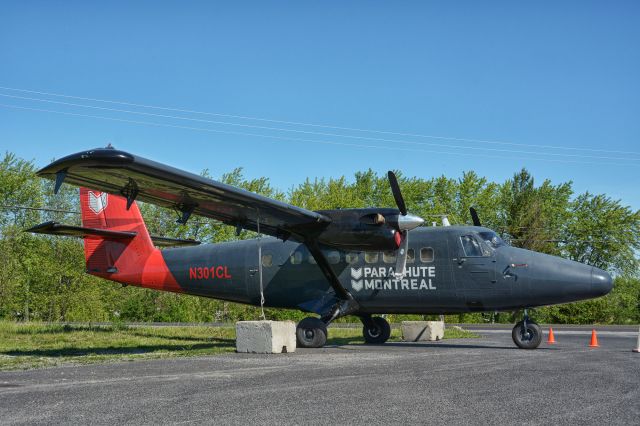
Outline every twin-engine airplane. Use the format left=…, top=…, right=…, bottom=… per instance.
left=28, top=148, right=612, bottom=349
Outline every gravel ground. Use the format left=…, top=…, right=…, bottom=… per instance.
left=0, top=328, right=638, bottom=425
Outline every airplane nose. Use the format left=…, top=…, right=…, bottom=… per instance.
left=591, top=267, right=613, bottom=297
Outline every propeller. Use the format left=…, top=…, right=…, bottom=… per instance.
left=388, top=171, right=407, bottom=215
left=387, top=171, right=423, bottom=278
left=469, top=207, right=481, bottom=226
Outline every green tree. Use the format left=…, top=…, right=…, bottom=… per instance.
left=1, top=152, right=638, bottom=324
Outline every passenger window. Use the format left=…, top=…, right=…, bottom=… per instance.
left=327, top=251, right=340, bottom=264
left=460, top=235, right=489, bottom=257
left=420, top=247, right=434, bottom=263
left=383, top=251, right=396, bottom=263
left=308, top=254, right=316, bottom=264
left=345, top=252, right=359, bottom=264
left=261, top=253, right=273, bottom=267
left=364, top=252, right=379, bottom=264
left=407, top=248, right=415, bottom=264
left=290, top=252, right=303, bottom=265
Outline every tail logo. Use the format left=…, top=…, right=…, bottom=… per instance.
left=88, top=191, right=108, bottom=214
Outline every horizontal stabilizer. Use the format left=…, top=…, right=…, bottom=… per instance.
left=26, top=221, right=200, bottom=247
left=26, top=221, right=137, bottom=239
left=147, top=235, right=201, bottom=248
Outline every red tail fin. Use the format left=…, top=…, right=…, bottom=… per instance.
left=79, top=188, right=180, bottom=292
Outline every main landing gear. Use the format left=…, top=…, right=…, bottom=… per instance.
left=296, top=317, right=328, bottom=348
left=361, top=315, right=391, bottom=344
left=511, top=309, right=542, bottom=349
left=295, top=315, right=392, bottom=348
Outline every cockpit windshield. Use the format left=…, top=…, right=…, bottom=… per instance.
left=478, top=231, right=507, bottom=248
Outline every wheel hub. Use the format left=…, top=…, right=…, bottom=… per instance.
left=368, top=327, right=381, bottom=338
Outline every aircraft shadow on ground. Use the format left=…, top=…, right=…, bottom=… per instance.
left=326, top=340, right=547, bottom=350
left=9, top=325, right=123, bottom=335
left=3, top=341, right=235, bottom=358
left=126, top=329, right=235, bottom=343
left=383, top=341, right=532, bottom=350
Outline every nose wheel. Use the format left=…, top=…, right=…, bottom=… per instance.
left=361, top=316, right=391, bottom=344
left=512, top=318, right=542, bottom=349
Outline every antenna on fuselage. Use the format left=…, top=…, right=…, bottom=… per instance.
left=426, top=214, right=450, bottom=227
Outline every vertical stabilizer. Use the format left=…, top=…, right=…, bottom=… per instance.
left=79, top=188, right=180, bottom=292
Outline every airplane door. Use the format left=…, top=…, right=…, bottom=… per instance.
left=452, top=233, right=499, bottom=309
left=418, top=232, right=454, bottom=311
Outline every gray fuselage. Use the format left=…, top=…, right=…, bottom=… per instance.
left=159, top=226, right=613, bottom=318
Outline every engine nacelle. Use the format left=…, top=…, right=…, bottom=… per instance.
left=313, top=208, right=402, bottom=251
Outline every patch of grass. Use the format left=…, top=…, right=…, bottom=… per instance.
left=0, top=322, right=236, bottom=371
left=0, top=322, right=478, bottom=371
left=444, top=326, right=480, bottom=339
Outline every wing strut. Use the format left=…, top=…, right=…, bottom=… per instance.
left=306, top=241, right=359, bottom=322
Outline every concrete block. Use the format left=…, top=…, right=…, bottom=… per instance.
left=401, top=321, right=445, bottom=342
left=235, top=320, right=296, bottom=354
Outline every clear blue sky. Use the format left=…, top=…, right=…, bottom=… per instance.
left=1, top=1, right=639, bottom=210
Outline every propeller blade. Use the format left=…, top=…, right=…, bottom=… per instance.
left=394, top=230, right=409, bottom=278
left=470, top=207, right=481, bottom=226
left=387, top=171, right=407, bottom=215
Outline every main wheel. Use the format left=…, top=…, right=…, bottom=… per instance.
left=296, top=317, right=328, bottom=348
left=363, top=316, right=391, bottom=344
left=512, top=320, right=542, bottom=349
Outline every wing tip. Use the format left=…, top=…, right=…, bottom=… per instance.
left=37, top=148, right=135, bottom=177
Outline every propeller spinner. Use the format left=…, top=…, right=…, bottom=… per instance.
left=387, top=171, right=424, bottom=278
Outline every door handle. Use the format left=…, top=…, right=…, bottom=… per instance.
left=457, top=258, right=466, bottom=265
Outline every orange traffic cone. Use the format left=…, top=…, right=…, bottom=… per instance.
left=589, top=329, right=599, bottom=348
left=547, top=327, right=556, bottom=344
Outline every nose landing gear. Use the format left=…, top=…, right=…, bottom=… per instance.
left=512, top=310, right=542, bottom=349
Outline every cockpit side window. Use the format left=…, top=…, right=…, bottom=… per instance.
left=460, top=234, right=491, bottom=257
left=478, top=231, right=506, bottom=248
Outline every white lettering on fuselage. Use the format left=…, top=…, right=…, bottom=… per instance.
left=350, top=267, right=436, bottom=292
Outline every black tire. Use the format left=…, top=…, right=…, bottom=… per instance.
left=512, top=320, right=542, bottom=349
left=296, top=317, right=328, bottom=348
left=363, top=316, right=391, bottom=344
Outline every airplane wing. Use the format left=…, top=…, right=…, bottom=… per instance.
left=37, top=148, right=331, bottom=241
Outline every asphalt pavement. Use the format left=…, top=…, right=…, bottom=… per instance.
left=1, top=328, right=638, bottom=425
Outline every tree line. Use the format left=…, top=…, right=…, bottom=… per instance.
left=1, top=151, right=638, bottom=324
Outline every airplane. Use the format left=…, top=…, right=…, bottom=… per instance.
left=27, top=147, right=613, bottom=350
